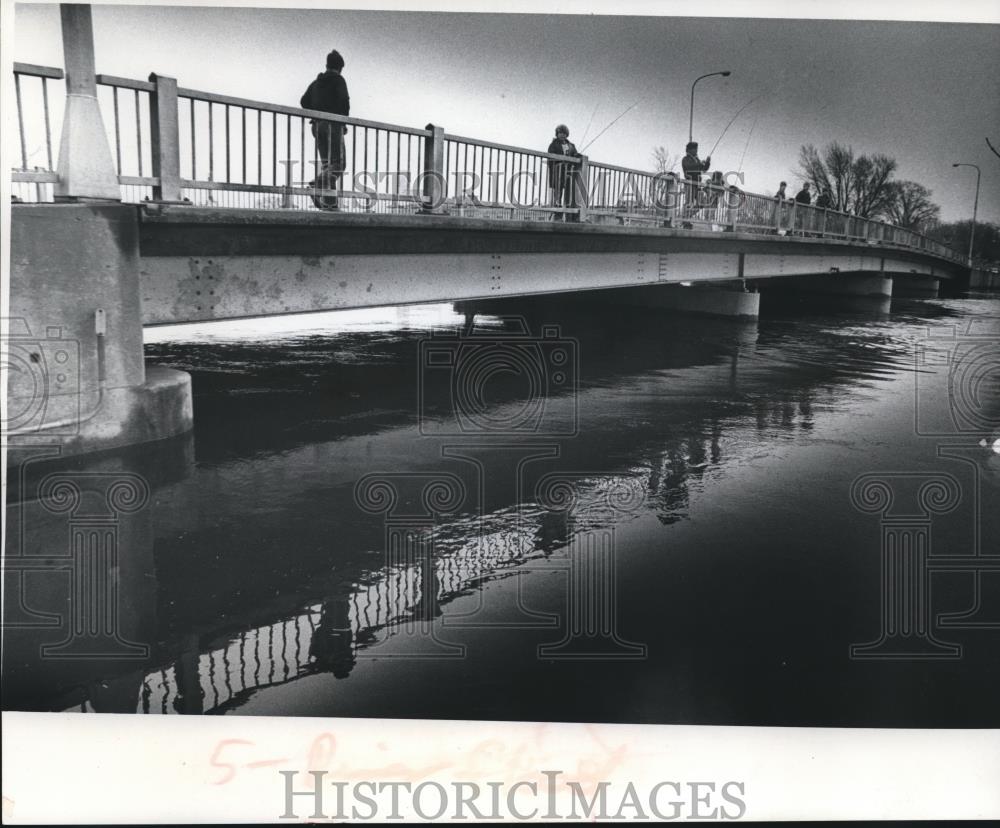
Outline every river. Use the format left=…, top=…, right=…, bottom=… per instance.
left=4, top=293, right=999, bottom=726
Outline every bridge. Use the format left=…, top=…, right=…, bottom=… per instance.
left=8, top=5, right=969, bottom=459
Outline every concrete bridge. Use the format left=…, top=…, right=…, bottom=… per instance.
left=8, top=5, right=968, bottom=459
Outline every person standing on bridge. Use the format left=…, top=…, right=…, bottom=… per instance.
left=794, top=182, right=812, bottom=235
left=772, top=181, right=789, bottom=233
left=547, top=124, right=580, bottom=221
left=301, top=49, right=351, bottom=210
left=681, top=141, right=711, bottom=225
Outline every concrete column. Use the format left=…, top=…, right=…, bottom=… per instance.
left=8, top=204, right=193, bottom=460
left=54, top=5, right=120, bottom=201
left=767, top=273, right=893, bottom=297
left=603, top=282, right=760, bottom=319
left=149, top=73, right=182, bottom=202
left=893, top=274, right=940, bottom=298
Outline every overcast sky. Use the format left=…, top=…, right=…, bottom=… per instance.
left=11, top=3, right=1000, bottom=223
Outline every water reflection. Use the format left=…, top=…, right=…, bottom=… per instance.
left=4, top=297, right=998, bottom=724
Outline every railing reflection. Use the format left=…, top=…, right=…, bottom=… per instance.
left=122, top=466, right=663, bottom=713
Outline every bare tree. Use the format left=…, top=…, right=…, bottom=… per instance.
left=881, top=180, right=940, bottom=231
left=652, top=145, right=679, bottom=174
left=797, top=142, right=897, bottom=217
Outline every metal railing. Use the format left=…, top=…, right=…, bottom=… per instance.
left=11, top=63, right=63, bottom=203
left=442, top=132, right=581, bottom=220
left=176, top=87, right=429, bottom=212
left=9, top=63, right=966, bottom=265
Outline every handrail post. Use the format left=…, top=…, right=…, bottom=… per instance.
left=149, top=73, right=182, bottom=202
left=55, top=4, right=120, bottom=200
left=726, top=186, right=739, bottom=231
left=420, top=123, right=446, bottom=214
left=663, top=173, right=679, bottom=227
left=574, top=155, right=589, bottom=223
left=820, top=208, right=828, bottom=238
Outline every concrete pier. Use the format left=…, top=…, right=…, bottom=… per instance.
left=603, top=281, right=760, bottom=319
left=763, top=272, right=894, bottom=298
left=893, top=274, right=941, bottom=298
left=8, top=204, right=193, bottom=460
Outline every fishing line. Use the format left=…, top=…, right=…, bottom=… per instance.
left=581, top=101, right=640, bottom=153
left=579, top=102, right=600, bottom=149
left=707, top=96, right=758, bottom=159
left=738, top=111, right=760, bottom=174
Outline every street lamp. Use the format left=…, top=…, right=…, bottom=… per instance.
left=689, top=71, right=731, bottom=144
left=952, top=162, right=981, bottom=266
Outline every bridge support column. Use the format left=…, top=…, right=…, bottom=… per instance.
left=773, top=273, right=893, bottom=297
left=54, top=4, right=120, bottom=201
left=604, top=282, right=760, bottom=319
left=7, top=204, right=193, bottom=462
left=892, top=275, right=940, bottom=298
left=758, top=272, right=892, bottom=314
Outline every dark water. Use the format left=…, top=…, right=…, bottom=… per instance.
left=5, top=294, right=1000, bottom=726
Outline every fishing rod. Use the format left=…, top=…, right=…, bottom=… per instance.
left=580, top=101, right=640, bottom=153
left=707, top=95, right=758, bottom=159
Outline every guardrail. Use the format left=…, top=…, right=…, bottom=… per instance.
left=11, top=63, right=63, bottom=203
left=10, top=63, right=966, bottom=265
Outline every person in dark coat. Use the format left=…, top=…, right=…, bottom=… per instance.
left=681, top=141, right=711, bottom=183
left=301, top=49, right=350, bottom=208
left=547, top=124, right=580, bottom=216
left=815, top=188, right=832, bottom=209
left=681, top=141, right=711, bottom=222
left=794, top=183, right=811, bottom=205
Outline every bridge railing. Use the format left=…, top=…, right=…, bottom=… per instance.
left=9, top=62, right=965, bottom=264
left=441, top=132, right=581, bottom=220
left=11, top=63, right=63, bottom=202
left=175, top=87, right=431, bottom=212
left=94, top=74, right=157, bottom=202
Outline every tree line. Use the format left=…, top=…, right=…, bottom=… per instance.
left=798, top=141, right=1000, bottom=261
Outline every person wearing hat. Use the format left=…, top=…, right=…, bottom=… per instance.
left=681, top=141, right=711, bottom=183
left=301, top=49, right=350, bottom=208
left=547, top=124, right=580, bottom=219
left=681, top=141, right=711, bottom=223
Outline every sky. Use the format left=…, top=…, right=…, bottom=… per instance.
left=8, top=2, right=1000, bottom=223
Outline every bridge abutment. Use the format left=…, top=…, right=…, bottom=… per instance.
left=8, top=204, right=193, bottom=461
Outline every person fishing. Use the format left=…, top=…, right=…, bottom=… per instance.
left=682, top=141, right=711, bottom=183
left=547, top=124, right=581, bottom=220
left=681, top=141, right=711, bottom=223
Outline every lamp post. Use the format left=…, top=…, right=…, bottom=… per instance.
left=952, top=162, right=981, bottom=266
left=689, top=71, right=731, bottom=144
